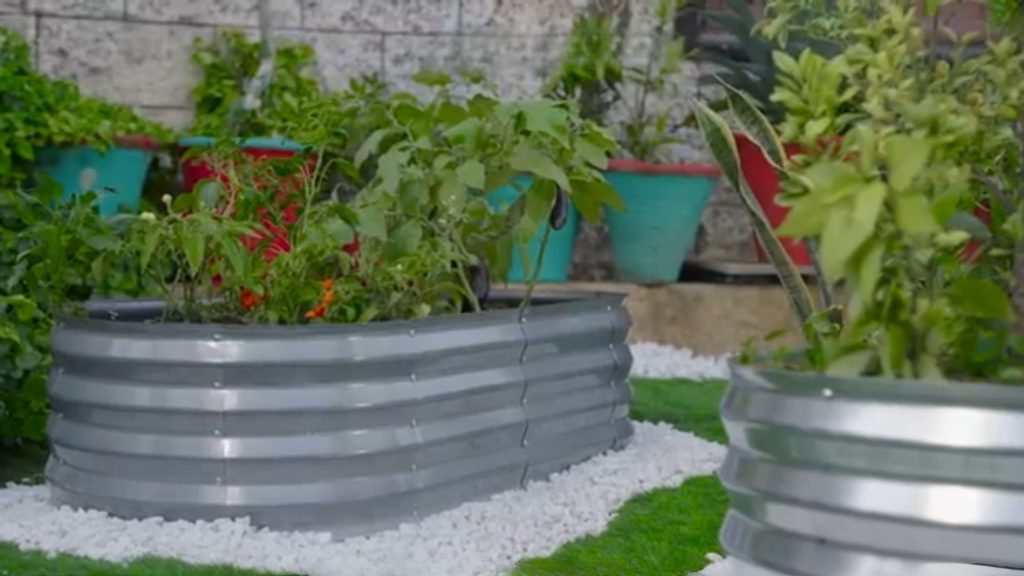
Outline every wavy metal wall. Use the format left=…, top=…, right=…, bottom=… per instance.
left=46, top=296, right=633, bottom=538
left=720, top=362, right=1024, bottom=575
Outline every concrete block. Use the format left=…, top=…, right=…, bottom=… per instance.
left=278, top=29, right=383, bottom=91
left=0, top=0, right=21, bottom=14
left=28, top=0, right=122, bottom=18
left=126, top=0, right=301, bottom=28
left=135, top=106, right=194, bottom=130
left=694, top=202, right=755, bottom=262
left=461, top=0, right=587, bottom=35
left=0, top=14, right=35, bottom=42
left=38, top=18, right=208, bottom=108
left=301, top=0, right=458, bottom=33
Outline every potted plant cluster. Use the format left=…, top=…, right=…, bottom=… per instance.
left=0, top=29, right=171, bottom=217
left=7, top=71, right=634, bottom=535
left=543, top=0, right=721, bottom=284
left=180, top=22, right=326, bottom=197
left=697, top=0, right=1024, bottom=572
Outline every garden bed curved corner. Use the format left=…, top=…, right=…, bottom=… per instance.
left=45, top=295, right=634, bottom=538
left=720, top=361, right=1024, bottom=574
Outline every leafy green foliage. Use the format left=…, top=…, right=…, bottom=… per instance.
left=0, top=184, right=155, bottom=444
left=700, top=0, right=1024, bottom=383
left=546, top=0, right=689, bottom=163
left=0, top=28, right=171, bottom=188
left=190, top=29, right=325, bottom=140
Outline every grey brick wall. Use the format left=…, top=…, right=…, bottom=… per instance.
left=0, top=0, right=755, bottom=270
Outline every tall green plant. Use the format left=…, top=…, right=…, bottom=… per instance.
left=699, top=0, right=1024, bottom=381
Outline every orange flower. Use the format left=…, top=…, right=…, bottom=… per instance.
left=321, top=278, right=334, bottom=291
left=305, top=304, right=326, bottom=320
left=321, top=289, right=337, bottom=306
left=240, top=288, right=260, bottom=310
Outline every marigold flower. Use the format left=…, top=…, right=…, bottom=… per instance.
left=305, top=304, right=326, bottom=320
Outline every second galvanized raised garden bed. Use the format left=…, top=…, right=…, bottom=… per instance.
left=720, top=362, right=1024, bottom=575
left=45, top=294, right=633, bottom=538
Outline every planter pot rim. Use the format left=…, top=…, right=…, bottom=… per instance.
left=728, top=358, right=1022, bottom=406
left=178, top=136, right=306, bottom=152
left=607, top=158, right=720, bottom=177
left=75, top=292, right=625, bottom=335
left=44, top=134, right=164, bottom=152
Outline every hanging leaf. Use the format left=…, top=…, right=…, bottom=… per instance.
left=509, top=143, right=570, bottom=191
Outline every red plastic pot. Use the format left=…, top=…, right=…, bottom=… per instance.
left=734, top=132, right=813, bottom=267
left=178, top=136, right=318, bottom=197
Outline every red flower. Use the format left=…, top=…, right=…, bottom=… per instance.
left=240, top=288, right=261, bottom=309
left=304, top=304, right=326, bottom=320
left=342, top=236, right=360, bottom=256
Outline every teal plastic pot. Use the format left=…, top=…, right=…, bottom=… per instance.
left=604, top=159, right=719, bottom=283
left=35, top=135, right=159, bottom=217
left=489, top=176, right=580, bottom=283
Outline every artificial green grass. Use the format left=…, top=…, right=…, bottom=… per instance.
left=511, top=475, right=728, bottom=576
left=629, top=378, right=728, bottom=444
left=0, top=378, right=730, bottom=576
left=0, top=543, right=297, bottom=576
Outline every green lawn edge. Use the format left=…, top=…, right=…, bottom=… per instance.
left=0, top=378, right=730, bottom=576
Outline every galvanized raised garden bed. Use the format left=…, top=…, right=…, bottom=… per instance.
left=45, top=294, right=633, bottom=538
left=720, top=362, right=1024, bottom=575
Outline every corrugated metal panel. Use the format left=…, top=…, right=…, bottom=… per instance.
left=46, top=296, right=633, bottom=538
left=720, top=362, right=1024, bottom=575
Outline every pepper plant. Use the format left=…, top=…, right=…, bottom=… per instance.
left=697, top=0, right=1024, bottom=382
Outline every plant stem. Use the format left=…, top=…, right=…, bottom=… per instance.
left=456, top=262, right=482, bottom=313
left=804, top=238, right=835, bottom=310
left=520, top=223, right=553, bottom=312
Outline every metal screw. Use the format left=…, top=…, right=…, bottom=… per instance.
left=215, top=476, right=223, bottom=485
left=213, top=333, right=223, bottom=341
left=213, top=429, right=223, bottom=436
left=408, top=328, right=416, bottom=337
left=410, top=418, right=418, bottom=428
left=522, top=439, right=529, bottom=447
left=213, top=381, right=222, bottom=388
left=823, top=388, right=834, bottom=399
left=606, top=305, right=613, bottom=311
left=519, top=316, right=528, bottom=324
left=608, top=343, right=615, bottom=350
left=409, top=373, right=417, bottom=382
left=411, top=463, right=418, bottom=472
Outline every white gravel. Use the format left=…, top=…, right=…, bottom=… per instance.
left=0, top=343, right=730, bottom=576
left=629, top=342, right=730, bottom=380
left=0, top=423, right=723, bottom=576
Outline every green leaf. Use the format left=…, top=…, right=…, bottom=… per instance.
left=826, top=349, right=874, bottom=376
left=139, top=228, right=162, bottom=271
left=378, top=147, right=410, bottom=195
left=325, top=217, right=355, bottom=245
left=884, top=136, right=931, bottom=193
left=948, top=278, right=1015, bottom=320
left=456, top=159, right=486, bottom=190
left=857, top=240, right=884, bottom=300
left=895, top=194, right=939, bottom=234
left=509, top=143, right=570, bottom=191
left=357, top=202, right=387, bottom=240
left=577, top=139, right=609, bottom=169
left=412, top=69, right=452, bottom=87
left=852, top=181, right=887, bottom=232
left=355, top=128, right=392, bottom=168
left=183, top=233, right=205, bottom=276
left=438, top=172, right=468, bottom=214
left=724, top=82, right=785, bottom=168
left=518, top=101, right=570, bottom=145
left=388, top=221, right=422, bottom=256
left=694, top=100, right=817, bottom=327
left=525, top=179, right=557, bottom=223
left=572, top=178, right=625, bottom=212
